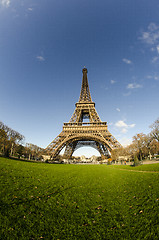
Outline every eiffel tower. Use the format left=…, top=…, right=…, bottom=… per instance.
left=46, top=68, right=121, bottom=159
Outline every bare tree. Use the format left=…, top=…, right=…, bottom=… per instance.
left=0, top=122, right=10, bottom=156
left=26, top=143, right=43, bottom=160
left=8, top=129, right=24, bottom=156
left=0, top=121, right=24, bottom=157
left=150, top=118, right=159, bottom=142
left=132, top=133, right=147, bottom=160
left=0, top=128, right=9, bottom=155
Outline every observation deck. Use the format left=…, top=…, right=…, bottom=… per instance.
left=63, top=122, right=108, bottom=132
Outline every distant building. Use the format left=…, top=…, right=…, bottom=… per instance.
left=42, top=155, right=50, bottom=161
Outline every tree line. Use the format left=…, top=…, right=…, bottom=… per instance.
left=0, top=121, right=43, bottom=160
left=112, top=118, right=159, bottom=162
left=0, top=118, right=159, bottom=162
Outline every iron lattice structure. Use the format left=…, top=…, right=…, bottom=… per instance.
left=46, top=68, right=121, bottom=159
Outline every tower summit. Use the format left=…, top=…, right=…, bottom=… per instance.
left=46, top=68, right=121, bottom=159
left=79, top=68, right=92, bottom=103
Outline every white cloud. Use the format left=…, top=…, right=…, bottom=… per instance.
left=147, top=75, right=153, bottom=79
left=129, top=123, right=135, bottom=128
left=115, top=120, right=136, bottom=129
left=36, top=56, right=45, bottom=61
left=147, top=74, right=159, bottom=80
left=151, top=47, right=155, bottom=52
left=139, top=24, right=159, bottom=45
left=115, top=120, right=135, bottom=134
left=140, top=32, right=153, bottom=44
left=116, top=108, right=120, bottom=112
left=28, top=8, right=33, bottom=11
left=148, top=22, right=159, bottom=32
left=0, top=0, right=10, bottom=7
left=119, top=137, right=132, bottom=147
left=154, top=76, right=159, bottom=81
left=139, top=23, right=159, bottom=58
left=115, top=120, right=127, bottom=128
left=127, top=83, right=142, bottom=89
left=152, top=56, right=158, bottom=63
left=122, top=58, right=132, bottom=64
left=123, top=91, right=131, bottom=97
left=110, top=80, right=116, bottom=84
left=139, top=23, right=159, bottom=64
left=121, top=128, right=128, bottom=134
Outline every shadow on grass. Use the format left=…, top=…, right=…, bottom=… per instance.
left=130, top=162, right=143, bottom=167
left=0, top=155, right=43, bottom=164
left=0, top=156, right=65, bottom=165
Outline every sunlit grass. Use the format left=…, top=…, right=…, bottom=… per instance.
left=112, top=163, right=159, bottom=172
left=0, top=157, right=159, bottom=239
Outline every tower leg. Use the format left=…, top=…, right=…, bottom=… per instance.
left=95, top=142, right=110, bottom=159
left=63, top=141, right=77, bottom=158
left=95, top=142, right=105, bottom=159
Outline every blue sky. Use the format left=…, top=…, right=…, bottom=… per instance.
left=0, top=0, right=159, bottom=157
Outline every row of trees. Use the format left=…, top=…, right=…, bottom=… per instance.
left=0, top=121, right=43, bottom=160
left=112, top=118, right=159, bottom=162
left=0, top=118, right=159, bottom=162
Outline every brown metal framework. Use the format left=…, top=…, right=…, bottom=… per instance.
left=46, top=68, right=121, bottom=159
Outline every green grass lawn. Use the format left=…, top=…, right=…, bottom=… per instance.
left=0, top=157, right=159, bottom=240
left=112, top=163, right=159, bottom=172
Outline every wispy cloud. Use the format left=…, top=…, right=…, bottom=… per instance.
left=28, top=8, right=33, bottom=11
left=122, top=58, right=132, bottom=64
left=116, top=108, right=120, bottom=112
left=147, top=75, right=153, bottom=79
left=0, top=0, right=10, bottom=7
left=151, top=47, right=155, bottom=52
left=147, top=75, right=159, bottom=81
left=139, top=23, right=159, bottom=45
left=110, top=80, right=116, bottom=84
left=127, top=83, right=142, bottom=89
left=152, top=56, right=159, bottom=63
left=123, top=91, right=131, bottom=97
left=115, top=120, right=128, bottom=128
left=115, top=120, right=135, bottom=134
left=139, top=23, right=159, bottom=63
left=36, top=56, right=45, bottom=61
left=154, top=76, right=159, bottom=80
left=121, top=128, right=128, bottom=133
left=119, top=137, right=132, bottom=147
left=148, top=22, right=159, bottom=32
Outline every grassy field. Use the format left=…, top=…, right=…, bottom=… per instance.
left=0, top=157, right=159, bottom=240
left=112, top=163, right=159, bottom=172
